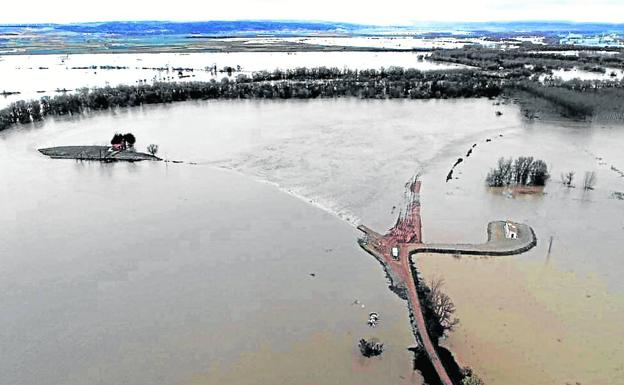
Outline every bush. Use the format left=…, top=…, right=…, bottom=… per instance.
left=146, top=144, right=159, bottom=156
left=358, top=338, right=384, bottom=357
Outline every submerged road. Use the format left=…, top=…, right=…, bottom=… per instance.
left=357, top=181, right=536, bottom=385
left=358, top=224, right=455, bottom=385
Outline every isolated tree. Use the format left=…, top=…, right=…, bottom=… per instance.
left=427, top=278, right=459, bottom=333
left=561, top=171, right=575, bottom=187
left=110, top=133, right=124, bottom=145
left=583, top=171, right=597, bottom=190
left=146, top=144, right=159, bottom=156
left=123, top=133, right=136, bottom=147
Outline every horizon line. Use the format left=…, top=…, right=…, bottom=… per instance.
left=2, top=19, right=624, bottom=28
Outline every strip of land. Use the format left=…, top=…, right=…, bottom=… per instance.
left=38, top=146, right=161, bottom=161
left=356, top=181, right=536, bottom=385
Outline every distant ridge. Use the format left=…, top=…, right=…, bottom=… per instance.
left=2, top=20, right=624, bottom=37
left=0, top=20, right=373, bottom=37
left=1, top=20, right=623, bottom=55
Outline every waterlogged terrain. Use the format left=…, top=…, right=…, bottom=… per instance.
left=2, top=98, right=623, bottom=385
left=0, top=51, right=461, bottom=108
left=0, top=103, right=422, bottom=385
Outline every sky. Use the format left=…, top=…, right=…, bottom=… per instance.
left=2, top=0, right=624, bottom=25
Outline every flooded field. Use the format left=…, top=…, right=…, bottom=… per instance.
left=2, top=98, right=623, bottom=385
left=544, top=66, right=624, bottom=81
left=0, top=51, right=462, bottom=108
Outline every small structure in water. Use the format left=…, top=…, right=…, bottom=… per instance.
left=504, top=221, right=519, bottom=239
left=367, top=312, right=380, bottom=327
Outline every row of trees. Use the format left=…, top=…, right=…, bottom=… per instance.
left=432, top=46, right=624, bottom=120
left=431, top=45, right=624, bottom=74
left=3, top=63, right=620, bottom=132
left=241, top=66, right=472, bottom=82
left=486, top=156, right=550, bottom=187
left=0, top=67, right=505, bottom=131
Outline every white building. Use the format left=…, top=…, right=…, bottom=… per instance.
left=505, top=221, right=518, bottom=239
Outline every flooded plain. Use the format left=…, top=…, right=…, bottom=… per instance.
left=0, top=51, right=461, bottom=108
left=1, top=98, right=623, bottom=385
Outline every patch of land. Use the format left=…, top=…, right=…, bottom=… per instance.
left=407, top=221, right=536, bottom=256
left=38, top=146, right=161, bottom=161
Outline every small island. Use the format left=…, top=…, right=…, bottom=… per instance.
left=39, top=133, right=161, bottom=162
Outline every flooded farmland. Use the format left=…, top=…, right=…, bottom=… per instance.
left=0, top=51, right=462, bottom=108
left=1, top=97, right=623, bottom=385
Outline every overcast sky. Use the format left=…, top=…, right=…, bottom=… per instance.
left=3, top=0, right=624, bottom=25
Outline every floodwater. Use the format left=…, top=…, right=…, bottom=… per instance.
left=0, top=51, right=462, bottom=108
left=544, top=67, right=624, bottom=81
left=2, top=98, right=623, bottom=385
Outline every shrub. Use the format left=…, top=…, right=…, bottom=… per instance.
left=146, top=144, right=159, bottom=156
left=358, top=338, right=384, bottom=357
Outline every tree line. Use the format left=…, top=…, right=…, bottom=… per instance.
left=3, top=62, right=622, bottom=132
left=430, top=45, right=624, bottom=75
left=0, top=67, right=505, bottom=131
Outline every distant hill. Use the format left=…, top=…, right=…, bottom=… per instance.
left=2, top=20, right=624, bottom=37
left=1, top=20, right=623, bottom=55
left=0, top=20, right=373, bottom=38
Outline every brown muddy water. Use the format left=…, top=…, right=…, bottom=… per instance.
left=1, top=98, right=623, bottom=385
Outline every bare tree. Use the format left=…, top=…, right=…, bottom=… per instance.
left=486, top=157, right=513, bottom=187
left=146, top=144, right=159, bottom=156
left=513, top=156, right=534, bottom=185
left=427, top=278, right=460, bottom=333
left=561, top=171, right=575, bottom=187
left=583, top=171, right=597, bottom=190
